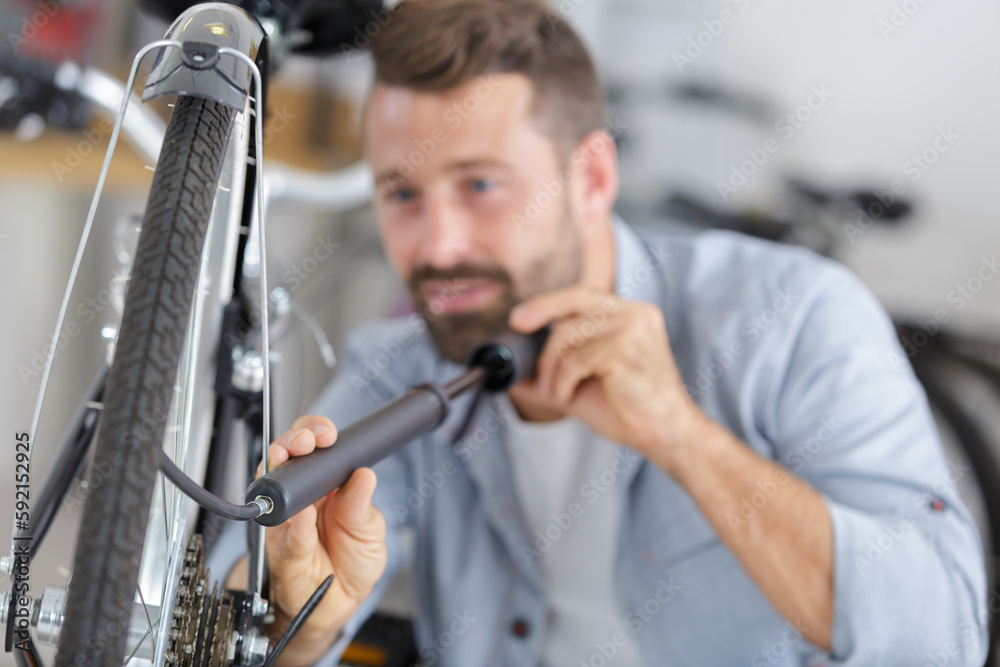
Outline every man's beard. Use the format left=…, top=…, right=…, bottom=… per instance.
left=406, top=208, right=582, bottom=364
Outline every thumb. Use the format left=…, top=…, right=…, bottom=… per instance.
left=324, top=468, right=379, bottom=537
left=319, top=468, right=387, bottom=604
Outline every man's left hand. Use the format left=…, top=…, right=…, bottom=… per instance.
left=509, top=286, right=835, bottom=650
left=508, top=286, right=702, bottom=462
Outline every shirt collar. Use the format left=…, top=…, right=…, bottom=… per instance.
left=612, top=214, right=665, bottom=307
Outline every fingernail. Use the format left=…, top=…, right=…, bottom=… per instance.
left=312, top=424, right=331, bottom=437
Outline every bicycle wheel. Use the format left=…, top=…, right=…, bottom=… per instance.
left=55, top=94, right=237, bottom=666
left=913, top=350, right=1000, bottom=665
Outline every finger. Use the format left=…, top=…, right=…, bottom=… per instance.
left=507, top=374, right=565, bottom=418
left=536, top=334, right=565, bottom=397
left=323, top=468, right=380, bottom=539
left=532, top=316, right=581, bottom=395
left=256, top=442, right=291, bottom=478
left=268, top=503, right=320, bottom=564
left=534, top=312, right=618, bottom=395
left=256, top=416, right=339, bottom=477
left=284, top=428, right=316, bottom=457
left=564, top=377, right=609, bottom=421
left=509, top=286, right=612, bottom=332
left=553, top=340, right=613, bottom=405
left=289, top=415, right=338, bottom=448
left=320, top=472, right=387, bottom=604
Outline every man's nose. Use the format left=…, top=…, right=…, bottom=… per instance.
left=418, top=191, right=474, bottom=269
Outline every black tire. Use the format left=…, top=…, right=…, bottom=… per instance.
left=912, top=352, right=1000, bottom=665
left=55, top=95, right=236, bottom=666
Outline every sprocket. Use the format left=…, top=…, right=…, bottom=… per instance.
left=165, top=534, right=237, bottom=667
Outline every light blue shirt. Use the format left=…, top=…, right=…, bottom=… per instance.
left=299, top=218, right=987, bottom=666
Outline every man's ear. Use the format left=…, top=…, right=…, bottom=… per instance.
left=570, top=129, right=620, bottom=225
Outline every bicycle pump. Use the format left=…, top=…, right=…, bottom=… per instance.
left=246, top=327, right=549, bottom=526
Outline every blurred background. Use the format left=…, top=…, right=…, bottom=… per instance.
left=0, top=0, right=998, bottom=664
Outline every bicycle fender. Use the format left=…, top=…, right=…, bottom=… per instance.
left=142, top=2, right=267, bottom=111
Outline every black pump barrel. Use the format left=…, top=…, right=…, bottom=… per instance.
left=247, top=328, right=548, bottom=526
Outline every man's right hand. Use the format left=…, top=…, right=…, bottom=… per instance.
left=257, top=415, right=388, bottom=666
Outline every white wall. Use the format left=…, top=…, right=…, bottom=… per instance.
left=563, top=0, right=1000, bottom=336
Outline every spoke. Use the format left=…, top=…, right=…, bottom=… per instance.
left=137, top=585, right=156, bottom=658
left=123, top=625, right=151, bottom=665
left=160, top=476, right=170, bottom=563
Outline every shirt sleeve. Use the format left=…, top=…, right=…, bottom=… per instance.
left=766, top=266, right=988, bottom=665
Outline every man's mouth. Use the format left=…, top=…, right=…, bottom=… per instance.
left=420, top=279, right=501, bottom=315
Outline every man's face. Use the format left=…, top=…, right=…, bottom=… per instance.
left=365, top=73, right=584, bottom=363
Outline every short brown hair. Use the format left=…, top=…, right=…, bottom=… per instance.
left=368, top=0, right=606, bottom=157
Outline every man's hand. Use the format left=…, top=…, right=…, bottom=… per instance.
left=257, top=415, right=387, bottom=666
left=509, top=285, right=834, bottom=650
left=508, top=285, right=699, bottom=466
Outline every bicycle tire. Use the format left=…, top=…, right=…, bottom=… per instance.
left=912, top=352, right=1000, bottom=665
left=55, top=94, right=236, bottom=666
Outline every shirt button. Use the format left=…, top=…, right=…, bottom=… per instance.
left=511, top=619, right=530, bottom=638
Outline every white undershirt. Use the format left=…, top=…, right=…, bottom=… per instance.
left=497, top=393, right=642, bottom=667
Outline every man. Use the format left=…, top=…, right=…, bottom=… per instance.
left=237, top=0, right=987, bottom=664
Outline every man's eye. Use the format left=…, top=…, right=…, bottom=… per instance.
left=389, top=188, right=416, bottom=202
left=468, top=178, right=494, bottom=193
